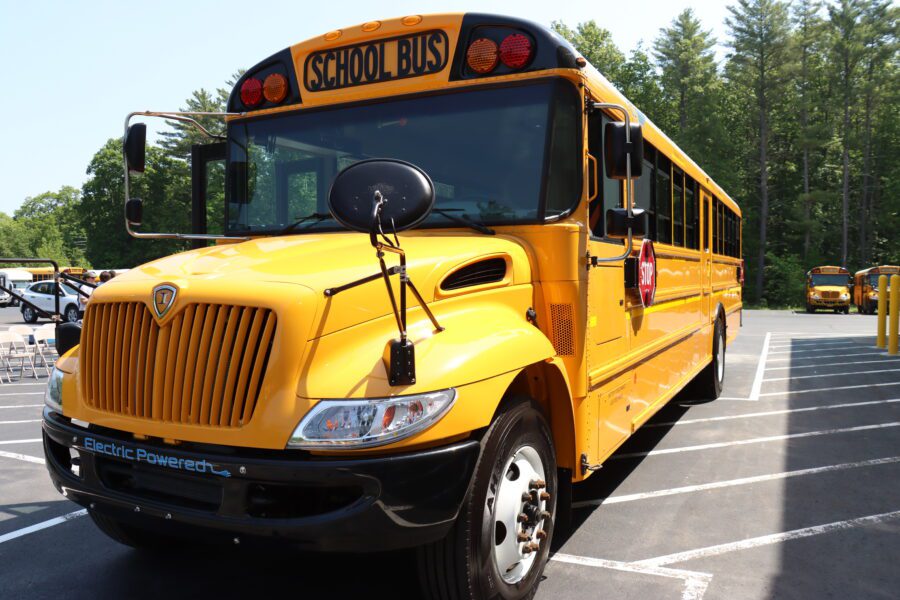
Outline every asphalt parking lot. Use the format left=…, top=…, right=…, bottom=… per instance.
left=1, top=306, right=898, bottom=599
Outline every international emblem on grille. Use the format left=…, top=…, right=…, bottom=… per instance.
left=152, top=284, right=177, bottom=318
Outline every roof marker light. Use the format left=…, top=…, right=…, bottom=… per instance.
left=467, top=38, right=499, bottom=74
left=240, top=77, right=263, bottom=107
left=263, top=73, right=288, bottom=104
left=500, top=34, right=533, bottom=69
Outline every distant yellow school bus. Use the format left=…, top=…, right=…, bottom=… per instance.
left=27, top=266, right=85, bottom=282
left=805, top=266, right=851, bottom=314
left=854, top=265, right=900, bottom=314
left=43, top=14, right=741, bottom=599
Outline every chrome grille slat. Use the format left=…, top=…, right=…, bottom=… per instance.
left=82, top=302, right=276, bottom=428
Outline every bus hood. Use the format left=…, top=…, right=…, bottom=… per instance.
left=809, top=285, right=849, bottom=295
left=102, top=231, right=534, bottom=338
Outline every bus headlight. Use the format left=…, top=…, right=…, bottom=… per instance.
left=811, top=293, right=820, bottom=300
left=841, top=293, right=850, bottom=300
left=287, top=389, right=457, bottom=449
left=44, top=367, right=64, bottom=413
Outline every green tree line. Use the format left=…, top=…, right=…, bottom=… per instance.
left=1, top=2, right=896, bottom=307
left=555, top=0, right=898, bottom=305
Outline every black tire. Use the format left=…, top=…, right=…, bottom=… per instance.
left=843, top=306, right=850, bottom=315
left=64, top=304, right=79, bottom=323
left=21, top=306, right=38, bottom=324
left=805, top=304, right=814, bottom=313
left=88, top=509, right=183, bottom=549
left=418, top=399, right=557, bottom=600
left=692, top=316, right=725, bottom=400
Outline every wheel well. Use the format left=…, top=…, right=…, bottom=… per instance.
left=499, top=363, right=576, bottom=472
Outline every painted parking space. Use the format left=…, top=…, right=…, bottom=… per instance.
left=0, top=308, right=898, bottom=599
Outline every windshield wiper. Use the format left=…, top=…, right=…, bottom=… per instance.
left=432, top=208, right=495, bottom=235
left=278, top=212, right=333, bottom=235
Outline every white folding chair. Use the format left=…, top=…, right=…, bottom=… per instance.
left=0, top=331, right=14, bottom=383
left=33, top=326, right=58, bottom=376
left=4, top=331, right=38, bottom=379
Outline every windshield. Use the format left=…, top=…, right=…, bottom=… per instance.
left=12, top=280, right=29, bottom=289
left=810, top=274, right=849, bottom=287
left=226, top=80, right=581, bottom=235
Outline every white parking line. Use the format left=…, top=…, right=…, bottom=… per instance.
left=648, top=399, right=900, bottom=427
left=770, top=333, right=870, bottom=337
left=551, top=553, right=712, bottom=600
left=0, top=450, right=45, bottom=464
left=0, top=392, right=43, bottom=397
left=614, top=422, right=900, bottom=459
left=764, top=368, right=900, bottom=382
left=748, top=332, right=771, bottom=401
left=0, top=419, right=41, bottom=425
left=0, top=510, right=87, bottom=545
left=0, top=404, right=43, bottom=409
left=573, top=456, right=900, bottom=508
left=759, top=381, right=900, bottom=396
left=635, top=510, right=900, bottom=567
left=767, top=351, right=891, bottom=362
left=769, top=340, right=855, bottom=348
left=768, top=345, right=869, bottom=355
left=0, top=438, right=42, bottom=445
left=766, top=358, right=900, bottom=371
left=0, top=383, right=47, bottom=388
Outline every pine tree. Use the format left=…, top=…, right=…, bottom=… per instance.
left=725, top=0, right=792, bottom=301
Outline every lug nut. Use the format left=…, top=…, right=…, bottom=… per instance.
left=524, top=542, right=540, bottom=553
left=536, top=529, right=548, bottom=540
left=539, top=510, right=551, bottom=520
left=530, top=479, right=546, bottom=489
left=517, top=513, right=529, bottom=523
left=521, top=492, right=534, bottom=502
left=540, top=492, right=551, bottom=501
left=516, top=532, right=530, bottom=543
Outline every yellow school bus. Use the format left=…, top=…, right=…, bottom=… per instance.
left=27, top=266, right=85, bottom=282
left=805, top=266, right=851, bottom=314
left=854, top=265, right=900, bottom=314
left=43, top=13, right=741, bottom=599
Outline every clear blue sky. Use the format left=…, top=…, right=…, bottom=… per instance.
left=0, top=0, right=730, bottom=215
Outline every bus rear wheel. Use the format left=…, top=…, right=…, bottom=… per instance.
left=691, top=317, right=725, bottom=400
left=418, top=398, right=556, bottom=600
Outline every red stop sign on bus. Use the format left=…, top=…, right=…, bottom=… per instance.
left=638, top=239, right=656, bottom=307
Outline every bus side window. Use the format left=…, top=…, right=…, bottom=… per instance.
left=656, top=153, right=672, bottom=244
left=673, top=167, right=684, bottom=247
left=685, top=174, right=697, bottom=249
left=587, top=111, right=622, bottom=240
left=635, top=142, right=656, bottom=240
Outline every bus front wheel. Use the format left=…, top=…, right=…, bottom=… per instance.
left=692, top=318, right=725, bottom=400
left=418, top=398, right=556, bottom=600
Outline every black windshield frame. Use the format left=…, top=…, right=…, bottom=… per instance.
left=224, top=78, right=582, bottom=236
left=810, top=273, right=850, bottom=287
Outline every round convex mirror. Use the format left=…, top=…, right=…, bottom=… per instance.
left=327, top=159, right=435, bottom=233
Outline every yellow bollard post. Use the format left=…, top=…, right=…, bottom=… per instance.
left=889, top=275, right=899, bottom=356
left=877, top=275, right=888, bottom=348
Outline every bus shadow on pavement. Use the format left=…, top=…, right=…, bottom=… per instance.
left=554, top=390, right=696, bottom=548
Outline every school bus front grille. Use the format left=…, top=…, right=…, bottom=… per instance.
left=82, top=302, right=277, bottom=427
left=822, top=291, right=841, bottom=299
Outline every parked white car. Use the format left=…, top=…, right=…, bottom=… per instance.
left=0, top=268, right=34, bottom=307
left=20, top=281, right=82, bottom=323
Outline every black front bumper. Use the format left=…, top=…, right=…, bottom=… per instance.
left=42, top=410, right=480, bottom=551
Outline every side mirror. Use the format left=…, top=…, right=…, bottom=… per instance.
left=604, top=122, right=644, bottom=180
left=124, top=123, right=147, bottom=173
left=606, top=207, right=648, bottom=239
left=328, top=158, right=435, bottom=234
left=126, top=198, right=143, bottom=226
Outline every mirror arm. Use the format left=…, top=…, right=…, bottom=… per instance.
left=590, top=102, right=636, bottom=264
left=123, top=110, right=250, bottom=242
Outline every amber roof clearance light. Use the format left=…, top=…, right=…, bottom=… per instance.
left=466, top=38, right=499, bottom=74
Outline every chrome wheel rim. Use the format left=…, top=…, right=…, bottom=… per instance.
left=491, top=445, right=548, bottom=584
left=716, top=329, right=725, bottom=382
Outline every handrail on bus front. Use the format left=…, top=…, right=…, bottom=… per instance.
left=123, top=110, right=249, bottom=242
left=591, top=102, right=636, bottom=264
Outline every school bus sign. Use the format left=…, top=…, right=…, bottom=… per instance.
left=638, top=239, right=657, bottom=307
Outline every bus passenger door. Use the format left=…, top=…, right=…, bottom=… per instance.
left=586, top=110, right=630, bottom=457
left=700, top=188, right=712, bottom=322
